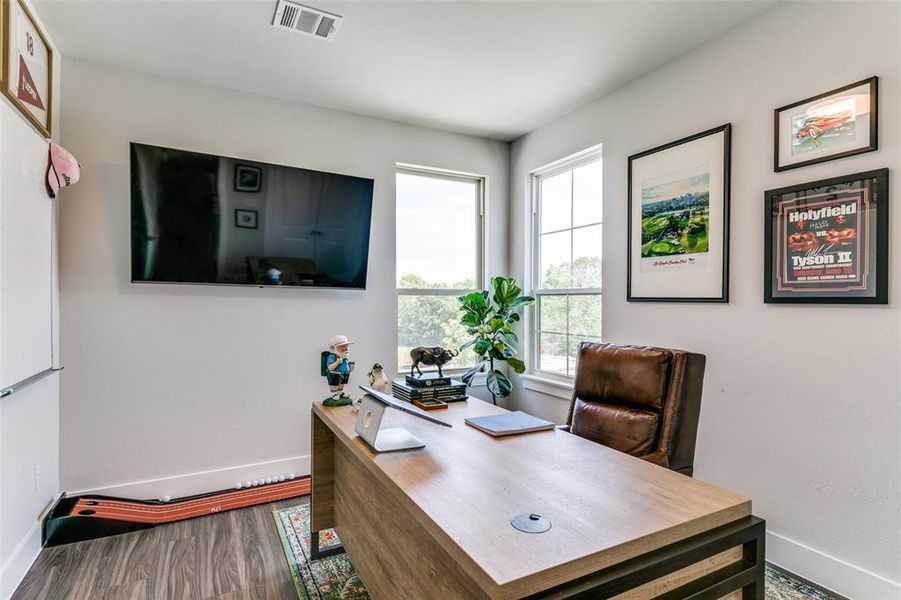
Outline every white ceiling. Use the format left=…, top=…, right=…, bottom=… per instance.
left=34, top=0, right=776, bottom=141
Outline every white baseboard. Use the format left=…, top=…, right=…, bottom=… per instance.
left=0, top=521, right=42, bottom=600
left=67, top=455, right=311, bottom=501
left=767, top=530, right=901, bottom=599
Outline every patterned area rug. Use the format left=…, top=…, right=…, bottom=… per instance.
left=273, top=504, right=367, bottom=599
left=765, top=565, right=841, bottom=600
left=273, top=504, right=839, bottom=600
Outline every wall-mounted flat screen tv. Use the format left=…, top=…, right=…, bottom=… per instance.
left=130, top=143, right=374, bottom=289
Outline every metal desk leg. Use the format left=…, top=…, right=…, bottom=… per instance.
left=310, top=530, right=345, bottom=560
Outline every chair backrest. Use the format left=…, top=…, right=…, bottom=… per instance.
left=566, top=342, right=706, bottom=475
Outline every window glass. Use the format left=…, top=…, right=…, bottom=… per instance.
left=533, top=152, right=602, bottom=378
left=539, top=230, right=571, bottom=289
left=396, top=168, right=483, bottom=373
left=572, top=225, right=602, bottom=288
left=538, top=295, right=567, bottom=335
left=573, top=161, right=602, bottom=227
left=397, top=294, right=475, bottom=371
left=538, top=332, right=568, bottom=376
left=540, top=171, right=572, bottom=233
left=396, top=172, right=478, bottom=289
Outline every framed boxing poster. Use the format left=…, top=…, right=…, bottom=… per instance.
left=628, top=124, right=731, bottom=302
left=765, top=169, right=889, bottom=304
left=2, top=0, right=52, bottom=138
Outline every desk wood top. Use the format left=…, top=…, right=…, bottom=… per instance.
left=312, top=397, right=750, bottom=597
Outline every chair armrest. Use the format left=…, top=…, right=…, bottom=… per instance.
left=639, top=450, right=669, bottom=469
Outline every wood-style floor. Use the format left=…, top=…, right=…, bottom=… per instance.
left=13, top=498, right=305, bottom=600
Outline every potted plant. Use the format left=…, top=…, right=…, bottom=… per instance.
left=458, top=277, right=534, bottom=404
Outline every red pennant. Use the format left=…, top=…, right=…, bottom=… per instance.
left=16, top=55, right=44, bottom=110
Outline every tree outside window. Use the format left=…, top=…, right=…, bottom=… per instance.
left=396, top=168, right=483, bottom=373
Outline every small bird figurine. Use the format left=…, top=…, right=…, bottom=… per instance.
left=367, top=363, right=390, bottom=393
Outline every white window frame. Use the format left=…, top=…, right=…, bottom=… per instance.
left=395, top=163, right=487, bottom=375
left=523, top=146, right=602, bottom=393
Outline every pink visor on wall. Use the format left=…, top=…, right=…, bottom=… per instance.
left=46, top=143, right=81, bottom=198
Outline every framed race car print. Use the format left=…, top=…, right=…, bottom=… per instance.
left=774, top=77, right=877, bottom=172
left=765, top=169, right=888, bottom=304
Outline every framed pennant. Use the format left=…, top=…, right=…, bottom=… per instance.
left=2, top=0, right=52, bottom=138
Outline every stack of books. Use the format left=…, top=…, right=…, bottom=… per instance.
left=392, top=376, right=468, bottom=404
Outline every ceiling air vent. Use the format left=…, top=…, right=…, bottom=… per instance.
left=272, top=0, right=342, bottom=41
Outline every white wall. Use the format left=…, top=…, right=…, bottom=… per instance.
left=0, top=376, right=59, bottom=599
left=0, top=2, right=62, bottom=595
left=58, top=58, right=509, bottom=498
left=508, top=2, right=900, bottom=596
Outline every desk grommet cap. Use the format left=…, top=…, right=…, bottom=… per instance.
left=511, top=512, right=551, bottom=533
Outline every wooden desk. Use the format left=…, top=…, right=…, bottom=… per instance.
left=311, top=398, right=764, bottom=599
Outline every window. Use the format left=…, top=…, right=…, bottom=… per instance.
left=396, top=166, right=484, bottom=373
left=531, top=149, right=602, bottom=378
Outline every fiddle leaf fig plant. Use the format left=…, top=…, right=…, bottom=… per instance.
left=458, top=276, right=534, bottom=404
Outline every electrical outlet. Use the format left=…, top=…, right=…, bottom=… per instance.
left=34, top=461, right=42, bottom=493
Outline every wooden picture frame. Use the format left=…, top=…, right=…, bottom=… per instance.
left=1, top=0, right=53, bottom=138
left=774, top=77, right=877, bottom=172
left=234, top=209, right=258, bottom=229
left=627, top=124, right=731, bottom=303
left=764, top=168, right=889, bottom=304
left=234, top=164, right=262, bottom=192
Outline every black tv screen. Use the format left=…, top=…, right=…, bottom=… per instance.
left=130, top=143, right=374, bottom=288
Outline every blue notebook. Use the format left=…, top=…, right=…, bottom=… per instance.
left=464, top=411, right=555, bottom=437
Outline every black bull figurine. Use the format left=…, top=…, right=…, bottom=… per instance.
left=409, top=346, right=459, bottom=378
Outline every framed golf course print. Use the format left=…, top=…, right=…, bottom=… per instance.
left=774, top=77, right=877, bottom=172
left=2, top=0, right=53, bottom=138
left=765, top=169, right=889, bottom=304
left=628, top=124, right=731, bottom=302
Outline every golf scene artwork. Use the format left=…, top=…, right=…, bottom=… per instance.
left=640, top=165, right=710, bottom=274
left=775, top=77, right=877, bottom=172
left=629, top=124, right=731, bottom=302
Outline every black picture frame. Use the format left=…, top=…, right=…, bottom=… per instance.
left=234, top=209, right=258, bottom=229
left=234, top=164, right=262, bottom=192
left=774, top=76, right=878, bottom=172
left=627, top=124, right=731, bottom=303
left=764, top=168, right=888, bottom=304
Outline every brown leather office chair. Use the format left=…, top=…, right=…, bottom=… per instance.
left=561, top=342, right=706, bottom=476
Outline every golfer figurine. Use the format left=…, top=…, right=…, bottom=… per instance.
left=367, top=363, right=390, bottom=393
left=322, top=334, right=355, bottom=407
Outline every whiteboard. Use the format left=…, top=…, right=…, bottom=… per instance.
left=0, top=101, right=53, bottom=388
